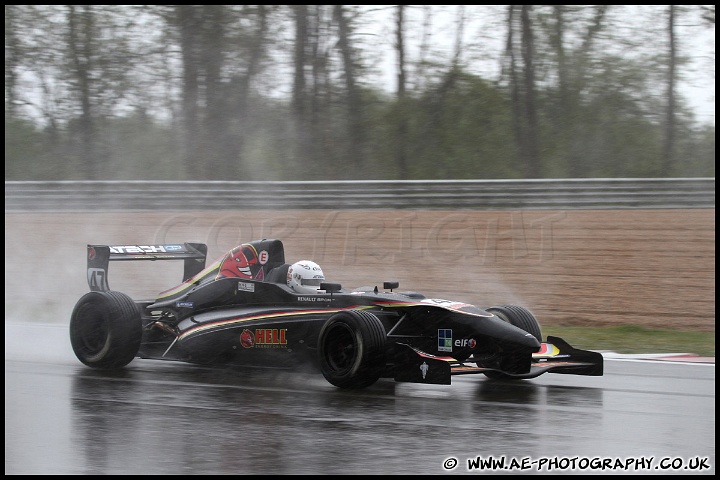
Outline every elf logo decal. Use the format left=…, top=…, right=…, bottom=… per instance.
left=455, top=338, right=477, bottom=348
left=241, top=328, right=287, bottom=349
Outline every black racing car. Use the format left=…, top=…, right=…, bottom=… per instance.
left=70, top=238, right=603, bottom=389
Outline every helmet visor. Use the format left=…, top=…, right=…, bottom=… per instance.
left=301, top=278, right=323, bottom=287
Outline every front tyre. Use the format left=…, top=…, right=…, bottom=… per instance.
left=483, top=304, right=542, bottom=379
left=69, top=291, right=142, bottom=369
left=486, top=304, right=542, bottom=341
left=317, top=310, right=386, bottom=389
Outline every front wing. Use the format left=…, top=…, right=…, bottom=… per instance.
left=393, top=336, right=603, bottom=385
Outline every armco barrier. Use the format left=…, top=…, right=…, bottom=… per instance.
left=4, top=178, right=715, bottom=212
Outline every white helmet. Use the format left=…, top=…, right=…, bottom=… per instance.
left=287, top=260, right=325, bottom=294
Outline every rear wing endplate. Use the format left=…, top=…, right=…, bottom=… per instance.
left=86, top=243, right=208, bottom=292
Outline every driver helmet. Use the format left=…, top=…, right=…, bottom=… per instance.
left=287, top=260, right=325, bottom=294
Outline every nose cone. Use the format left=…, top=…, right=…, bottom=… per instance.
left=482, top=315, right=541, bottom=350
left=516, top=330, right=542, bottom=349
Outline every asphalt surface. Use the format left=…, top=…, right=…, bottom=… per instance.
left=4, top=323, right=716, bottom=475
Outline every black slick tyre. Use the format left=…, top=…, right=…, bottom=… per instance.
left=317, top=310, right=386, bottom=389
left=483, top=304, right=542, bottom=379
left=486, top=304, right=542, bottom=341
left=69, top=291, right=142, bottom=369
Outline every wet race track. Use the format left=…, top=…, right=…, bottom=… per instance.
left=4, top=324, right=716, bottom=475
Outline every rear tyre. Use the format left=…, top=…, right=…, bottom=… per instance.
left=483, top=305, right=542, bottom=379
left=69, top=291, right=142, bottom=369
left=317, top=310, right=386, bottom=389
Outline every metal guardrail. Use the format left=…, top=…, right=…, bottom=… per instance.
left=4, top=178, right=715, bottom=211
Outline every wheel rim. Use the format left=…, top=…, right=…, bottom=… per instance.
left=74, top=302, right=110, bottom=356
left=324, top=323, right=357, bottom=374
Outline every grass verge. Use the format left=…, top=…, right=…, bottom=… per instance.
left=543, top=325, right=715, bottom=358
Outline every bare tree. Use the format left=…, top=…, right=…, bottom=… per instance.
left=335, top=5, right=366, bottom=170
left=662, top=5, right=678, bottom=174
left=292, top=5, right=308, bottom=118
left=226, top=5, right=270, bottom=177
left=547, top=5, right=609, bottom=177
left=66, top=5, right=99, bottom=179
left=176, top=5, right=202, bottom=178
left=201, top=5, right=228, bottom=177
left=520, top=6, right=540, bottom=177
left=506, top=5, right=541, bottom=177
left=5, top=6, right=21, bottom=118
left=394, top=5, right=409, bottom=178
left=290, top=5, right=321, bottom=172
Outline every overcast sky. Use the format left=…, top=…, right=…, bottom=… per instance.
left=360, top=5, right=715, bottom=126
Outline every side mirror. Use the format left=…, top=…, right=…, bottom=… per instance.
left=320, top=282, right=342, bottom=293
left=383, top=281, right=399, bottom=291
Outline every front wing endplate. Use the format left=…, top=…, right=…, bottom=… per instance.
left=393, top=336, right=603, bottom=385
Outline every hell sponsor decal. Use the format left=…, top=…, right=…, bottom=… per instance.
left=240, top=328, right=288, bottom=349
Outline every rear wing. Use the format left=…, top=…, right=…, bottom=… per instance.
left=86, top=243, right=208, bottom=292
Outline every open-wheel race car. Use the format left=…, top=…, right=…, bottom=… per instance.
left=70, top=239, right=603, bottom=389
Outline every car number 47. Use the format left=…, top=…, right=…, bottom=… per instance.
left=88, top=268, right=107, bottom=290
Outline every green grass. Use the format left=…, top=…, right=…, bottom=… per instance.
left=543, top=325, right=715, bottom=358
